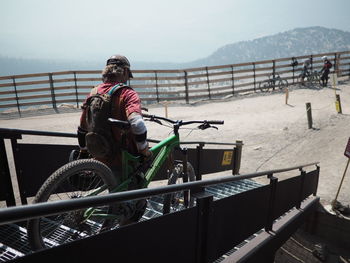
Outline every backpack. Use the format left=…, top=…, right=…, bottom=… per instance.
left=83, top=83, right=125, bottom=159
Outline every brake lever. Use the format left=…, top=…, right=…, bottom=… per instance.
left=198, top=122, right=218, bottom=130
left=144, top=115, right=162, bottom=125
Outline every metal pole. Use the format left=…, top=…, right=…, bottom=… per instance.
left=332, top=158, right=350, bottom=208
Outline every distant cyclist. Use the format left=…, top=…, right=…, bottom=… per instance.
left=320, top=56, right=332, bottom=87
left=300, top=58, right=311, bottom=85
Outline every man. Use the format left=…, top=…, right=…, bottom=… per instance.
left=320, top=56, right=332, bottom=87
left=78, top=54, right=151, bottom=173
left=300, top=58, right=311, bottom=85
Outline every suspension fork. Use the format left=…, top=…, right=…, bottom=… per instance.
left=180, top=147, right=189, bottom=207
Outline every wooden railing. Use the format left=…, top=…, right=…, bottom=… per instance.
left=0, top=51, right=349, bottom=114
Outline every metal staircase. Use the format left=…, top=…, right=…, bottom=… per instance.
left=0, top=179, right=261, bottom=262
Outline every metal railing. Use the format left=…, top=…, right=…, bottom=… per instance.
left=0, top=162, right=319, bottom=225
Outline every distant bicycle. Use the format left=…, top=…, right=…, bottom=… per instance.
left=259, top=74, right=288, bottom=92
left=299, top=70, right=321, bottom=86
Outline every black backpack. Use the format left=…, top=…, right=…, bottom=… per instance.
left=83, top=83, right=125, bottom=159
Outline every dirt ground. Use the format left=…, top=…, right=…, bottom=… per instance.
left=1, top=78, right=350, bottom=207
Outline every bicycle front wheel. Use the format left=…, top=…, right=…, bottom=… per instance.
left=163, top=162, right=196, bottom=214
left=278, top=79, right=288, bottom=90
left=259, top=80, right=271, bottom=92
left=312, top=73, right=321, bottom=85
left=27, top=159, right=118, bottom=251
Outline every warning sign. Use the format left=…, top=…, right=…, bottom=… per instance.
left=344, top=138, right=350, bottom=158
left=221, top=151, right=233, bottom=166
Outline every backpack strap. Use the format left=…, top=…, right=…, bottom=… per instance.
left=108, top=83, right=127, bottom=96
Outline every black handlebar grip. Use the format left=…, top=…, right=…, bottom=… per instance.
left=207, top=120, right=224, bottom=125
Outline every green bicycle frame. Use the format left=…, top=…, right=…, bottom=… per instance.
left=120, top=133, right=180, bottom=189
left=84, top=133, right=180, bottom=220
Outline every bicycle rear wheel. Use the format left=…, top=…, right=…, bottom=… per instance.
left=259, top=80, right=271, bottom=92
left=278, top=79, right=288, bottom=90
left=163, top=162, right=196, bottom=214
left=312, top=72, right=321, bottom=85
left=27, top=159, right=118, bottom=251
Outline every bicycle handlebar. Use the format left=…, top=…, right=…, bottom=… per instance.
left=142, top=114, right=224, bottom=127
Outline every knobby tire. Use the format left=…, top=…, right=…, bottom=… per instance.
left=27, top=159, right=118, bottom=251
left=162, top=162, right=196, bottom=214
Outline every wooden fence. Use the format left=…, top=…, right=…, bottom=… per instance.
left=0, top=51, right=349, bottom=115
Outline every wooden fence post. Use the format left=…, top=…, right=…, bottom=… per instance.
left=231, top=66, right=235, bottom=95
left=184, top=71, right=189, bottom=104
left=73, top=72, right=79, bottom=108
left=272, top=60, right=276, bottom=90
left=155, top=71, right=159, bottom=103
left=11, top=77, right=21, bottom=117
left=48, top=73, right=57, bottom=112
left=205, top=67, right=211, bottom=100
left=306, top=102, right=313, bottom=129
left=335, top=94, right=342, bottom=114
left=334, top=52, right=338, bottom=76
left=253, top=63, right=256, bottom=92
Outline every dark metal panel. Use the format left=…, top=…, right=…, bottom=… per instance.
left=0, top=138, right=16, bottom=206
left=11, top=207, right=198, bottom=263
left=14, top=143, right=78, bottom=201
left=200, top=148, right=235, bottom=174
left=207, top=185, right=270, bottom=262
left=273, top=176, right=301, bottom=220
left=302, top=169, right=319, bottom=199
left=151, top=148, right=235, bottom=181
left=222, top=197, right=320, bottom=263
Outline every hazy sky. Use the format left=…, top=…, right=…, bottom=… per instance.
left=1, top=0, right=350, bottom=63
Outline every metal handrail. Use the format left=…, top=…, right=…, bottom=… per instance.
left=0, top=128, right=76, bottom=138
left=0, top=127, right=241, bottom=146
left=0, top=162, right=318, bottom=225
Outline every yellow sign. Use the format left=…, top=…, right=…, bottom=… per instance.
left=336, top=101, right=340, bottom=113
left=221, top=151, right=233, bottom=166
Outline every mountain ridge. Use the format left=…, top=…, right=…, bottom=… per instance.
left=186, top=26, right=350, bottom=67
left=1, top=26, right=350, bottom=76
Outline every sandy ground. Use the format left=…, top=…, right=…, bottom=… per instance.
left=1, top=79, right=350, bottom=207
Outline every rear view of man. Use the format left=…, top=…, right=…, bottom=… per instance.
left=77, top=54, right=151, bottom=174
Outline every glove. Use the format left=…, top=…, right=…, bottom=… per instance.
left=139, top=147, right=152, bottom=160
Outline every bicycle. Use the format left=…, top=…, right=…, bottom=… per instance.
left=259, top=74, right=288, bottom=92
left=27, top=114, right=224, bottom=250
left=299, top=69, right=321, bottom=86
